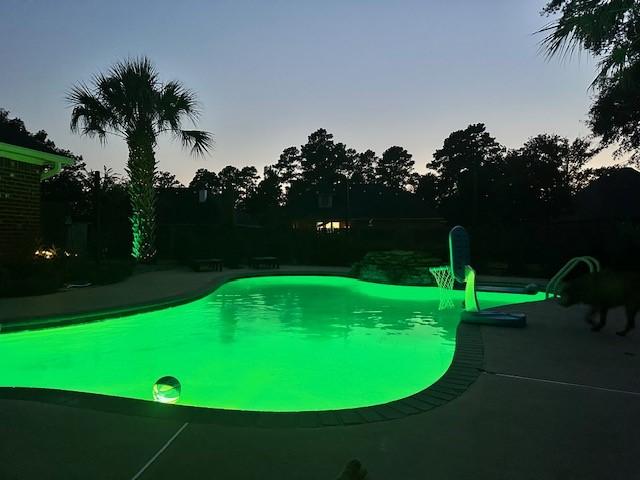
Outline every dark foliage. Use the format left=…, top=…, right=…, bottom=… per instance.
left=155, top=170, right=183, bottom=190
left=0, top=260, right=64, bottom=297
left=4, top=107, right=636, bottom=279
left=429, top=123, right=505, bottom=225
left=350, top=250, right=444, bottom=285
left=375, top=146, right=415, bottom=191
left=0, top=257, right=133, bottom=297
left=540, top=0, right=640, bottom=163
left=0, top=109, right=77, bottom=157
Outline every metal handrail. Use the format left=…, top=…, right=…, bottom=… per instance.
left=545, top=256, right=600, bottom=299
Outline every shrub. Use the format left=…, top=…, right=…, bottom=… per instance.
left=0, top=260, right=64, bottom=297
left=351, top=250, right=444, bottom=285
left=0, top=257, right=134, bottom=297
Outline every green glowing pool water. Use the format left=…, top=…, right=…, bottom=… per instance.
left=0, top=276, right=544, bottom=412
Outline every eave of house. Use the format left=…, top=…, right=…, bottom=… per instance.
left=0, top=141, right=75, bottom=181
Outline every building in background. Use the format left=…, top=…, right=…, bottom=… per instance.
left=0, top=142, right=73, bottom=262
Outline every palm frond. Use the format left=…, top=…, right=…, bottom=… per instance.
left=537, top=17, right=585, bottom=63
left=537, top=1, right=639, bottom=74
left=67, top=83, right=113, bottom=142
left=69, top=56, right=212, bottom=154
left=157, top=80, right=201, bottom=130
left=94, top=73, right=132, bottom=129
left=176, top=129, right=213, bottom=156
left=103, top=56, right=160, bottom=130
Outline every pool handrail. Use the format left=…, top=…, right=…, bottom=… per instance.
left=545, top=256, right=600, bottom=299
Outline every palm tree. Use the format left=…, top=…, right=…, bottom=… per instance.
left=68, top=57, right=212, bottom=262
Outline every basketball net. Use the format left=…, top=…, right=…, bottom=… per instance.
left=429, top=266, right=455, bottom=310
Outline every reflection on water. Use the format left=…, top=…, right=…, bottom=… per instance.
left=210, top=278, right=457, bottom=345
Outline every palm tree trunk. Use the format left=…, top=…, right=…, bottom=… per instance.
left=126, top=137, right=157, bottom=263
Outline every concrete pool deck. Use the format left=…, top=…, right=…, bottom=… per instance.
left=0, top=267, right=638, bottom=479
left=0, top=265, right=351, bottom=328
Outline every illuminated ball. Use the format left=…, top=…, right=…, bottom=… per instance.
left=152, top=376, right=181, bottom=404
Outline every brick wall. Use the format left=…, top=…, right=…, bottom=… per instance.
left=0, top=157, right=42, bottom=263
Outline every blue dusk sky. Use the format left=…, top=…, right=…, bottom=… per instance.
left=1, top=0, right=610, bottom=184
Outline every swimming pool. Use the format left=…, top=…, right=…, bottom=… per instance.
left=0, top=276, right=544, bottom=412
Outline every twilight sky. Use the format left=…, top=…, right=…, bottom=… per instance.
left=1, top=0, right=610, bottom=184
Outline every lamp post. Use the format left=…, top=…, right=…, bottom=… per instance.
left=345, top=175, right=350, bottom=232
left=92, top=170, right=103, bottom=264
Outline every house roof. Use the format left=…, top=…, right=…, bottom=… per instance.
left=0, top=141, right=74, bottom=180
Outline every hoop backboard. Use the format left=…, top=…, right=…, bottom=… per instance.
left=449, top=225, right=471, bottom=283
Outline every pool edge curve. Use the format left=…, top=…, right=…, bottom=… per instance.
left=0, top=321, right=483, bottom=428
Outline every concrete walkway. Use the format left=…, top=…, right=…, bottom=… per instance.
left=0, top=269, right=638, bottom=479
left=0, top=265, right=349, bottom=324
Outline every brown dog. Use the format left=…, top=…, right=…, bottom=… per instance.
left=559, top=270, right=639, bottom=336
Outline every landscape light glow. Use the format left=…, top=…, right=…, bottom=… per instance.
left=34, top=247, right=57, bottom=260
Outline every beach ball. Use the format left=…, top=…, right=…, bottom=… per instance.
left=153, top=376, right=181, bottom=404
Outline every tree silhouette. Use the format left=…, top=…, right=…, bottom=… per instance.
left=218, top=165, right=259, bottom=207
left=430, top=123, right=505, bottom=224
left=504, top=134, right=597, bottom=220
left=189, top=168, right=220, bottom=194
left=350, top=149, right=378, bottom=184
left=67, top=57, right=212, bottom=262
left=589, top=63, right=640, bottom=165
left=154, top=171, right=183, bottom=190
left=41, top=160, right=91, bottom=217
left=415, top=172, right=439, bottom=210
left=540, top=1, right=640, bottom=163
left=299, top=129, right=346, bottom=188
left=273, top=146, right=301, bottom=186
left=244, top=166, right=283, bottom=223
left=375, top=146, right=415, bottom=191
left=208, top=165, right=256, bottom=226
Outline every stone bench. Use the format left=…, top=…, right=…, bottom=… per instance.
left=190, top=258, right=223, bottom=272
left=249, top=256, right=280, bottom=269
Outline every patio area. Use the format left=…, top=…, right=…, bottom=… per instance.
left=0, top=268, right=638, bottom=479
